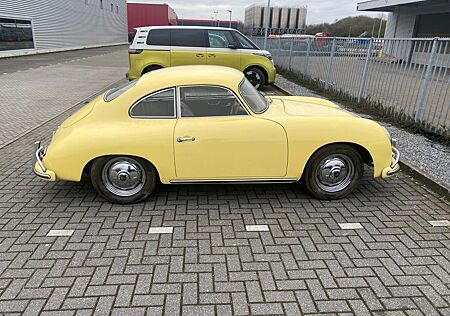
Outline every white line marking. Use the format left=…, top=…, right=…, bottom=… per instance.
left=245, top=225, right=270, bottom=232
left=148, top=226, right=174, bottom=234
left=428, top=220, right=450, bottom=227
left=47, top=229, right=74, bottom=237
left=338, top=223, right=363, bottom=230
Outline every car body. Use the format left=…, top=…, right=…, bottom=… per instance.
left=34, top=65, right=400, bottom=204
left=127, top=26, right=276, bottom=89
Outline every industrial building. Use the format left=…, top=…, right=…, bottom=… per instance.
left=127, top=1, right=177, bottom=32
left=244, top=5, right=307, bottom=35
left=357, top=0, right=450, bottom=38
left=177, top=19, right=242, bottom=31
left=0, top=0, right=128, bottom=51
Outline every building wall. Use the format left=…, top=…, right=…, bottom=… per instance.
left=127, top=3, right=171, bottom=32
left=0, top=0, right=127, bottom=50
left=244, top=5, right=307, bottom=34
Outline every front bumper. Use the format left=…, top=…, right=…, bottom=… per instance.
left=381, top=145, right=400, bottom=178
left=33, top=141, right=56, bottom=181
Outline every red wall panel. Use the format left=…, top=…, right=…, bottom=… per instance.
left=127, top=4, right=176, bottom=32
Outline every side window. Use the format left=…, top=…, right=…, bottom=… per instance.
left=146, top=29, right=170, bottom=46
left=171, top=29, right=206, bottom=47
left=232, top=31, right=257, bottom=49
left=130, top=88, right=175, bottom=118
left=180, top=86, right=247, bottom=117
left=208, top=30, right=235, bottom=48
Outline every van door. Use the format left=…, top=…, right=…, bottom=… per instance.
left=170, top=29, right=207, bottom=66
left=206, top=29, right=241, bottom=70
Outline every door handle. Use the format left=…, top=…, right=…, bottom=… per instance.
left=177, top=137, right=196, bottom=142
left=208, top=54, right=216, bottom=58
left=196, top=53, right=204, bottom=57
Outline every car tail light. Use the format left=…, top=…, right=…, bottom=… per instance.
left=128, top=49, right=143, bottom=54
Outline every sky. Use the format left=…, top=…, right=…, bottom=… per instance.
left=132, top=0, right=384, bottom=25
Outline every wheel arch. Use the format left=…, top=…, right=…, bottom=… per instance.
left=141, top=64, right=164, bottom=76
left=301, top=142, right=374, bottom=179
left=243, top=65, right=268, bottom=85
left=82, top=154, right=161, bottom=181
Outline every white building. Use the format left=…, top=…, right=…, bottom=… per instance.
left=357, top=0, right=450, bottom=38
left=0, top=0, right=128, bottom=52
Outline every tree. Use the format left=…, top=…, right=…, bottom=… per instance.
left=306, top=15, right=386, bottom=37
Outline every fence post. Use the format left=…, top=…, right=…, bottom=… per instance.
left=358, top=38, right=374, bottom=102
left=304, top=37, right=312, bottom=77
left=288, top=37, right=294, bottom=71
left=278, top=37, right=282, bottom=65
left=415, top=37, right=439, bottom=123
left=326, top=37, right=337, bottom=89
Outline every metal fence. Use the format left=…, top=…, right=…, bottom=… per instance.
left=252, top=36, right=450, bottom=137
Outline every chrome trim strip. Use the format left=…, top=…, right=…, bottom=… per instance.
left=170, top=178, right=298, bottom=184
left=34, top=141, right=46, bottom=172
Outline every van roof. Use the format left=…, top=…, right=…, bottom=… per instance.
left=135, top=25, right=236, bottom=32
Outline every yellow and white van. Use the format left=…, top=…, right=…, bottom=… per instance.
left=127, top=26, right=276, bottom=89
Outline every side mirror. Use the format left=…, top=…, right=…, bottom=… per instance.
left=228, top=43, right=238, bottom=49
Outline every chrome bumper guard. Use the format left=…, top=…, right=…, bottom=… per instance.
left=387, top=145, right=400, bottom=176
left=34, top=141, right=51, bottom=179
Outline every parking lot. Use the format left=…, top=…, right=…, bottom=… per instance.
left=0, top=46, right=449, bottom=315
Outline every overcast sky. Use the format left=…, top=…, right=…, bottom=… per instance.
left=135, top=0, right=383, bottom=25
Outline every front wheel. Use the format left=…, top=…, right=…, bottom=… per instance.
left=304, top=145, right=364, bottom=199
left=244, top=67, right=266, bottom=90
left=91, top=156, right=157, bottom=204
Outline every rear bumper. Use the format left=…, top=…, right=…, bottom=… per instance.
left=33, top=141, right=56, bottom=181
left=381, top=146, right=400, bottom=178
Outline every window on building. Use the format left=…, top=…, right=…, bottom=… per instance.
left=146, top=29, right=170, bottom=46
left=171, top=29, right=206, bottom=47
left=100, top=0, right=103, bottom=9
left=130, top=88, right=176, bottom=118
left=180, top=86, right=247, bottom=117
left=0, top=17, right=34, bottom=51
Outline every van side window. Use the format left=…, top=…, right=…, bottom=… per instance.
left=208, top=30, right=235, bottom=48
left=232, top=31, right=257, bottom=49
left=146, top=29, right=170, bottom=46
left=171, top=29, right=206, bottom=47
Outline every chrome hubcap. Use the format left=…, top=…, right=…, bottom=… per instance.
left=102, top=157, right=145, bottom=197
left=315, top=154, right=354, bottom=193
left=245, top=70, right=262, bottom=88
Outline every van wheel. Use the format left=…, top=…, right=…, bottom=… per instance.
left=245, top=67, right=266, bottom=90
left=304, top=145, right=363, bottom=200
left=91, top=156, right=157, bottom=204
left=142, top=65, right=163, bottom=75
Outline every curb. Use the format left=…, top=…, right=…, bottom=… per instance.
left=0, top=42, right=128, bottom=59
left=273, top=84, right=450, bottom=199
left=399, top=160, right=450, bottom=199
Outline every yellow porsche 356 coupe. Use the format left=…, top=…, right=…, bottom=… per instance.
left=34, top=66, right=399, bottom=204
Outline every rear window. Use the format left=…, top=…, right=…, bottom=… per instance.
left=104, top=80, right=136, bottom=102
left=146, top=29, right=170, bottom=46
left=171, top=29, right=206, bottom=47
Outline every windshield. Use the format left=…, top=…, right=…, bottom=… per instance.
left=239, top=79, right=268, bottom=113
left=104, top=80, right=137, bottom=102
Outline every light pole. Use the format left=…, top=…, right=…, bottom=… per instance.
left=377, top=13, right=384, bottom=38
left=214, top=11, right=218, bottom=27
left=227, top=10, right=232, bottom=28
left=263, top=0, right=271, bottom=50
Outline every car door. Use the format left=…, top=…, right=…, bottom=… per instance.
left=170, top=29, right=207, bottom=66
left=173, top=85, right=288, bottom=179
left=206, top=29, right=241, bottom=70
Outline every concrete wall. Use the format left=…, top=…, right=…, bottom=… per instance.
left=0, top=0, right=127, bottom=50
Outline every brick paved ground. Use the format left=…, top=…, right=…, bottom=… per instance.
left=0, top=45, right=128, bottom=147
left=0, top=52, right=449, bottom=315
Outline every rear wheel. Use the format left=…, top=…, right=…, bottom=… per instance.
left=244, top=67, right=266, bottom=90
left=304, top=145, right=363, bottom=199
left=91, top=156, right=156, bottom=204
